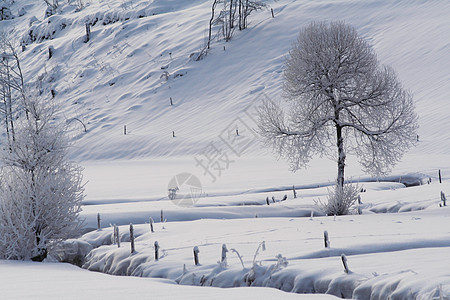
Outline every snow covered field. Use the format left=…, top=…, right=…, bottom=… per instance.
left=2, top=0, right=450, bottom=298
left=1, top=260, right=334, bottom=299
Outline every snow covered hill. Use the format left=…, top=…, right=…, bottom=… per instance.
left=2, top=0, right=449, bottom=165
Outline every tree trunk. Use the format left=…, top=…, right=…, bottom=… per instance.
left=336, top=124, right=345, bottom=189
left=229, top=0, right=233, bottom=30
left=244, top=0, right=249, bottom=29
left=207, top=0, right=217, bottom=49
left=3, top=58, right=15, bottom=142
left=238, top=0, right=242, bottom=30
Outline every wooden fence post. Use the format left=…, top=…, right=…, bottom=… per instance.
left=97, top=213, right=101, bottom=230
left=154, top=241, right=160, bottom=260
left=130, top=223, right=135, bottom=254
left=193, top=246, right=200, bottom=265
left=324, top=230, right=330, bottom=248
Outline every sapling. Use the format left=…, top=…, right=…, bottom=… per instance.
left=272, top=196, right=275, bottom=203
left=130, top=223, right=135, bottom=254
left=293, top=185, right=297, bottom=198
left=160, top=210, right=164, bottom=222
left=266, top=197, right=270, bottom=205
left=341, top=254, right=350, bottom=273
left=439, top=169, right=442, bottom=183
left=193, top=246, right=200, bottom=265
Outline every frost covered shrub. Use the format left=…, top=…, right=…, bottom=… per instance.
left=316, top=183, right=360, bottom=216
left=0, top=96, right=84, bottom=261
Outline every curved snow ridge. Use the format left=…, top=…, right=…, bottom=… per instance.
left=82, top=197, right=164, bottom=205
left=80, top=224, right=151, bottom=248
left=83, top=245, right=154, bottom=276
left=290, top=237, right=450, bottom=260
left=369, top=200, right=435, bottom=213
left=80, top=205, right=319, bottom=232
left=82, top=245, right=450, bottom=299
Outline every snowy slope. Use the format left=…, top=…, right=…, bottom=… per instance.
left=2, top=0, right=449, bottom=164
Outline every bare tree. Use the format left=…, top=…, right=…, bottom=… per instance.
left=0, top=43, right=84, bottom=260
left=219, top=0, right=237, bottom=41
left=0, top=33, right=26, bottom=144
left=239, top=0, right=266, bottom=30
left=0, top=93, right=84, bottom=261
left=206, top=0, right=266, bottom=49
left=207, top=0, right=219, bottom=49
left=258, top=21, right=418, bottom=214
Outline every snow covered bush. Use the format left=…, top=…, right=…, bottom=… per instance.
left=0, top=95, right=85, bottom=261
left=315, top=183, right=360, bottom=216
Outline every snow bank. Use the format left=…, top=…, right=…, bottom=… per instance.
left=80, top=209, right=450, bottom=299
left=1, top=260, right=335, bottom=299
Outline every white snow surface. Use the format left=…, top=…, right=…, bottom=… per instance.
left=1, top=0, right=450, bottom=299
left=2, top=0, right=449, bottom=161
left=1, top=260, right=335, bottom=299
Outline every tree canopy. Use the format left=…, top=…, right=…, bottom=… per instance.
left=258, top=21, right=418, bottom=190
